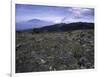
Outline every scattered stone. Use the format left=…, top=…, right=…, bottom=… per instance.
left=40, top=59, right=46, bottom=64
left=49, top=66, right=52, bottom=70
left=85, top=62, right=92, bottom=68
left=78, top=57, right=88, bottom=67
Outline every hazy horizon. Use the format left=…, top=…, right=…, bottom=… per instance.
left=16, top=4, right=94, bottom=30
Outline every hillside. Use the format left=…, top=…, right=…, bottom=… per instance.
left=16, top=28, right=94, bottom=73
left=32, top=22, right=94, bottom=33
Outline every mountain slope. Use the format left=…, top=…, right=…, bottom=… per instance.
left=32, top=22, right=94, bottom=33
left=16, top=29, right=94, bottom=73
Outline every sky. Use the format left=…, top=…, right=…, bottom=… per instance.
left=16, top=4, right=94, bottom=26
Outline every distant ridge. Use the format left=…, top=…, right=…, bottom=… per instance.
left=16, top=22, right=94, bottom=32
left=32, top=22, right=94, bottom=32
left=16, top=19, right=53, bottom=31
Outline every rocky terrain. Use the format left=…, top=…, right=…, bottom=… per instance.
left=16, top=28, right=94, bottom=73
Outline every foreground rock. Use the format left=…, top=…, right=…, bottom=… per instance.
left=16, top=29, right=94, bottom=73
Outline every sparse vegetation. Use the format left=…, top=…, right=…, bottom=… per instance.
left=16, top=28, right=94, bottom=73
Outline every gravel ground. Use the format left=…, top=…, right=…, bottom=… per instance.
left=16, top=29, right=94, bottom=73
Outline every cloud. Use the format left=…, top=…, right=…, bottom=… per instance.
left=67, top=7, right=94, bottom=19
left=16, top=4, right=94, bottom=24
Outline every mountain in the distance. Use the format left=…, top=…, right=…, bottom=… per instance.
left=32, top=22, right=94, bottom=32
left=16, top=19, right=54, bottom=31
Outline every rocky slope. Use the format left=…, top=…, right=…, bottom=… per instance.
left=16, top=29, right=94, bottom=73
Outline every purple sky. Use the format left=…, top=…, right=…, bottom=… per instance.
left=16, top=4, right=94, bottom=23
